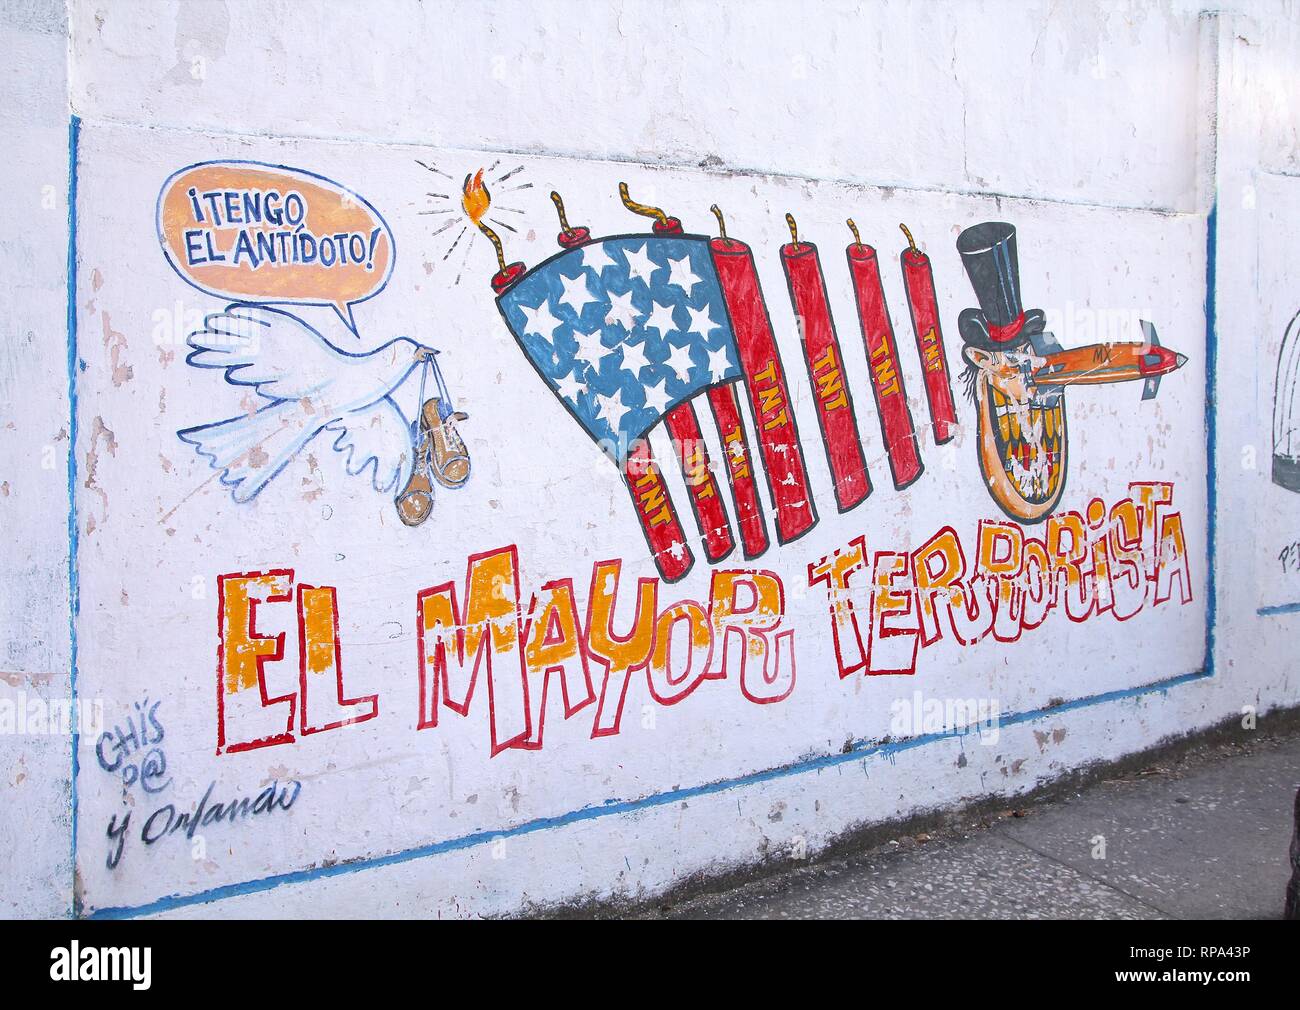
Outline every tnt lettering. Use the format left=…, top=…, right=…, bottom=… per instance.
left=811, top=344, right=849, bottom=410
left=723, top=429, right=751, bottom=479
left=633, top=469, right=674, bottom=527
left=870, top=342, right=900, bottom=397
left=753, top=359, right=790, bottom=430
left=919, top=328, right=943, bottom=372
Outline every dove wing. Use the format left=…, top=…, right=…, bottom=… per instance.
left=185, top=304, right=348, bottom=402
left=324, top=396, right=416, bottom=496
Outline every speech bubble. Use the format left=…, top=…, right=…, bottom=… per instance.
left=157, top=160, right=395, bottom=335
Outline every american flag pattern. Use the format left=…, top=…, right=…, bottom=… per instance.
left=495, top=226, right=830, bottom=582
left=497, top=236, right=742, bottom=455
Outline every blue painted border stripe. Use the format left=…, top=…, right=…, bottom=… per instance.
left=67, top=113, right=82, bottom=918
left=1257, top=602, right=1300, bottom=616
left=86, top=667, right=1209, bottom=920
left=1203, top=200, right=1218, bottom=676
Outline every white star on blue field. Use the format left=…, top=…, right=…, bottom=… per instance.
left=497, top=236, right=742, bottom=450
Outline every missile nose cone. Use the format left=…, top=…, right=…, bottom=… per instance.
left=1175, top=353, right=1188, bottom=369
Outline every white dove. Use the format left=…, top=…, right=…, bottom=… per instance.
left=177, top=304, right=433, bottom=503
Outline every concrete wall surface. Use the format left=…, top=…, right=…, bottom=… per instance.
left=1, top=0, right=1298, bottom=918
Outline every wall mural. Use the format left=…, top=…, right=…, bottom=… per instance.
left=69, top=125, right=1207, bottom=915
left=1252, top=175, right=1300, bottom=616
left=1273, top=308, right=1300, bottom=493
left=157, top=160, right=1190, bottom=575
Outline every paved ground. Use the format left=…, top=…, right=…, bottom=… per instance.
left=652, top=730, right=1300, bottom=919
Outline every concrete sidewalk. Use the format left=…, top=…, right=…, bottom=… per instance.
left=652, top=730, right=1300, bottom=920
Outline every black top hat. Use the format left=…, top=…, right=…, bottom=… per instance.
left=956, top=222, right=1044, bottom=351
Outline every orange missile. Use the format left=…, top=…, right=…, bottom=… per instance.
left=1031, top=321, right=1186, bottom=400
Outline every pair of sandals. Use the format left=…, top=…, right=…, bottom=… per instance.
left=397, top=352, right=471, bottom=527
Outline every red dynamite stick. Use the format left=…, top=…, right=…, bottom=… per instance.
left=709, top=217, right=818, bottom=544
left=706, top=383, right=769, bottom=558
left=623, top=440, right=694, bottom=582
left=899, top=223, right=958, bottom=444
left=845, top=220, right=924, bottom=490
left=780, top=214, right=871, bottom=512
left=663, top=402, right=735, bottom=563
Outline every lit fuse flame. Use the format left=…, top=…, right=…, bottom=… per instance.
left=462, top=168, right=504, bottom=272
left=462, top=169, right=490, bottom=225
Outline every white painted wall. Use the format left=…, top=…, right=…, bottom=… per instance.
left=1, top=0, right=1298, bottom=919
left=0, top=0, right=73, bottom=918
left=1209, top=6, right=1300, bottom=732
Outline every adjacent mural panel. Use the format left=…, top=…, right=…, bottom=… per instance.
left=1255, top=173, right=1300, bottom=613
left=72, top=122, right=1208, bottom=915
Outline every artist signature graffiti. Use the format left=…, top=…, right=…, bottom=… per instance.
left=1277, top=539, right=1300, bottom=574
left=95, top=696, right=171, bottom=794
left=105, top=779, right=303, bottom=870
